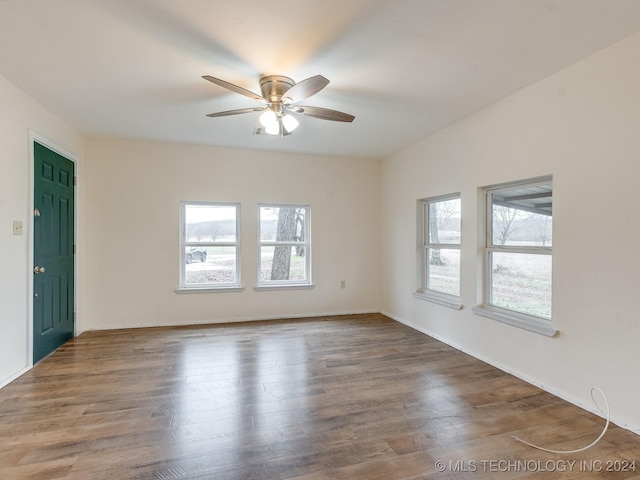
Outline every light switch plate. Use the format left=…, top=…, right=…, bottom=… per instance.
left=13, top=220, right=23, bottom=235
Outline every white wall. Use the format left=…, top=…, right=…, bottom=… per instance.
left=83, top=138, right=380, bottom=330
left=380, top=31, right=640, bottom=431
left=0, top=74, right=85, bottom=386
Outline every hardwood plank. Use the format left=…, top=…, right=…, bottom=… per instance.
left=0, top=314, right=638, bottom=479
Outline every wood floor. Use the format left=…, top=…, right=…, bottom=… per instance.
left=0, top=314, right=638, bottom=479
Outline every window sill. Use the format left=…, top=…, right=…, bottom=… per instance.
left=472, top=304, right=558, bottom=337
left=254, top=284, right=315, bottom=292
left=175, top=285, right=244, bottom=294
left=414, top=290, right=462, bottom=310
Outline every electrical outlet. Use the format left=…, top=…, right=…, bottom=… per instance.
left=13, top=220, right=23, bottom=235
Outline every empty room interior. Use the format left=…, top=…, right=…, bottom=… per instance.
left=1, top=1, right=640, bottom=478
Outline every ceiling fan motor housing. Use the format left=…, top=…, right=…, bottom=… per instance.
left=259, top=75, right=295, bottom=103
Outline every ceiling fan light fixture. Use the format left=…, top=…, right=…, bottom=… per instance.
left=264, top=121, right=280, bottom=136
left=260, top=109, right=299, bottom=136
left=259, top=109, right=277, bottom=128
left=282, top=113, right=299, bottom=133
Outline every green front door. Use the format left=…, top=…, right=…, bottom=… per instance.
left=33, top=142, right=75, bottom=363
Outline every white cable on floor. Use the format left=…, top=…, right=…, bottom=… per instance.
left=512, top=386, right=610, bottom=454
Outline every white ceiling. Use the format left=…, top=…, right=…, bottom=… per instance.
left=1, top=0, right=640, bottom=159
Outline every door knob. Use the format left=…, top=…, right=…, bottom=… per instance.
left=33, top=266, right=45, bottom=274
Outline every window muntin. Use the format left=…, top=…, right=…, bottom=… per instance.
left=486, top=180, right=552, bottom=319
left=258, top=205, right=310, bottom=286
left=180, top=202, right=240, bottom=289
left=421, top=195, right=461, bottom=297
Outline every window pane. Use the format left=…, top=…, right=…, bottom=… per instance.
left=260, top=246, right=307, bottom=282
left=185, top=204, right=236, bottom=243
left=490, top=252, right=551, bottom=318
left=260, top=206, right=305, bottom=243
left=426, top=248, right=460, bottom=296
left=491, top=184, right=552, bottom=246
left=428, top=198, right=461, bottom=244
left=184, top=246, right=237, bottom=285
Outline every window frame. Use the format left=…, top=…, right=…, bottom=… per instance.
left=472, top=176, right=557, bottom=336
left=177, top=201, right=242, bottom=293
left=415, top=193, right=462, bottom=309
left=256, top=203, right=312, bottom=290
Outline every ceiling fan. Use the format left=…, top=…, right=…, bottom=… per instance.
left=202, top=74, right=355, bottom=137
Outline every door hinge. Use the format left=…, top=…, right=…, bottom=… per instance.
left=73, top=244, right=77, bottom=254
left=73, top=176, right=77, bottom=187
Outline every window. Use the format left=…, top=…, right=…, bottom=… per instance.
left=258, top=204, right=311, bottom=288
left=473, top=177, right=555, bottom=336
left=178, top=202, right=241, bottom=291
left=415, top=194, right=461, bottom=308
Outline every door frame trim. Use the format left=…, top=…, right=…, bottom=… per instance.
left=28, top=131, right=80, bottom=367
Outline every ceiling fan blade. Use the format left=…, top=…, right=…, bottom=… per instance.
left=282, top=75, right=329, bottom=104
left=202, top=75, right=267, bottom=102
left=292, top=105, right=355, bottom=123
left=206, top=107, right=266, bottom=117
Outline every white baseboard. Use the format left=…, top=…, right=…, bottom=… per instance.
left=382, top=310, right=640, bottom=437
left=0, top=365, right=31, bottom=389
left=82, top=310, right=379, bottom=332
